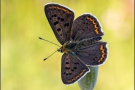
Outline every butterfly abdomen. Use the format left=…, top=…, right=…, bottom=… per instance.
left=76, top=36, right=102, bottom=48
left=61, top=37, right=102, bottom=53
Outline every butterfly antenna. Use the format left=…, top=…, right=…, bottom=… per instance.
left=39, top=37, right=61, bottom=47
left=43, top=50, right=58, bottom=61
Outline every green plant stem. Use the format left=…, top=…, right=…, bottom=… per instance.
left=78, top=66, right=99, bottom=90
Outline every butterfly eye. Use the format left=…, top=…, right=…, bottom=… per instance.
left=58, top=48, right=63, bottom=53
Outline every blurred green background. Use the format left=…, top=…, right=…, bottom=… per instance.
left=1, top=0, right=134, bottom=90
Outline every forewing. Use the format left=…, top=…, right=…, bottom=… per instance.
left=45, top=3, right=74, bottom=44
left=61, top=54, right=89, bottom=84
left=76, top=42, right=108, bottom=65
left=70, top=14, right=103, bottom=41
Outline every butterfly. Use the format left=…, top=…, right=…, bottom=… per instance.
left=44, top=3, right=108, bottom=85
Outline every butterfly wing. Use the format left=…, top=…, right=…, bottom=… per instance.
left=70, top=14, right=103, bottom=41
left=75, top=42, right=108, bottom=65
left=61, top=53, right=90, bottom=84
left=45, top=4, right=74, bottom=45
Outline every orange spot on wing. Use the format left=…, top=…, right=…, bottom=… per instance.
left=86, top=17, right=100, bottom=34
left=95, top=29, right=100, bottom=34
left=94, top=24, right=98, bottom=28
left=66, top=69, right=86, bottom=83
left=98, top=45, right=106, bottom=63
left=49, top=6, right=72, bottom=14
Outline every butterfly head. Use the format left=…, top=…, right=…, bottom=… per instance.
left=58, top=41, right=77, bottom=54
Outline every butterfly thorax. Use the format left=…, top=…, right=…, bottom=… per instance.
left=58, top=37, right=102, bottom=54
left=59, top=41, right=77, bottom=54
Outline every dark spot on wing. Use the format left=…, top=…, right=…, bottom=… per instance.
left=61, top=18, right=64, bottom=21
left=64, top=23, right=69, bottom=27
left=58, top=17, right=60, bottom=20
left=65, top=67, right=70, bottom=69
left=54, top=21, right=59, bottom=25
left=74, top=67, right=77, bottom=69
left=66, top=62, right=69, bottom=64
left=57, top=28, right=61, bottom=31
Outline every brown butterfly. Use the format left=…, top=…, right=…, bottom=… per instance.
left=44, top=3, right=108, bottom=85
